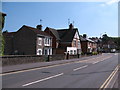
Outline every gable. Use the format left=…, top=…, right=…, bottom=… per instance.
left=74, top=31, right=80, bottom=39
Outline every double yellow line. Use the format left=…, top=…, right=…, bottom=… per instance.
left=99, top=65, right=119, bottom=90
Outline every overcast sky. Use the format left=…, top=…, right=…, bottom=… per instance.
left=2, top=1, right=118, bottom=37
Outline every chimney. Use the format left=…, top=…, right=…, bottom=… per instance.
left=69, top=23, right=74, bottom=30
left=83, top=34, right=87, bottom=38
left=36, top=25, right=42, bottom=31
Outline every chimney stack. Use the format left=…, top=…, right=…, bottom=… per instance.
left=69, top=23, right=74, bottom=30
left=83, top=34, right=87, bottom=38
left=36, top=25, right=42, bottom=31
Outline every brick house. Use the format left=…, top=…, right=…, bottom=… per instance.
left=80, top=34, right=97, bottom=54
left=89, top=37, right=102, bottom=53
left=44, top=23, right=81, bottom=55
left=3, top=25, right=52, bottom=55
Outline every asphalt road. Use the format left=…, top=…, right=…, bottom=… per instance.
left=2, top=53, right=119, bottom=88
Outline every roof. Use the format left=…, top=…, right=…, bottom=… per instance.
left=46, top=27, right=60, bottom=40
left=57, top=28, right=78, bottom=42
left=2, top=32, right=16, bottom=37
left=45, top=27, right=79, bottom=42
left=80, top=36, right=94, bottom=43
left=23, top=25, right=52, bottom=38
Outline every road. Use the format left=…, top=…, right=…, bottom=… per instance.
left=2, top=53, right=119, bottom=88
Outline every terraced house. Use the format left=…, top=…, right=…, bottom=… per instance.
left=80, top=34, right=97, bottom=54
left=44, top=23, right=81, bottom=55
left=3, top=25, right=52, bottom=55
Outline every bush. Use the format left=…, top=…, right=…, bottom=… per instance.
left=92, top=52, right=98, bottom=55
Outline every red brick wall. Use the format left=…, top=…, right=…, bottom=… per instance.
left=81, top=41, right=87, bottom=53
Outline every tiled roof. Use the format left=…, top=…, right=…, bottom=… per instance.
left=45, top=27, right=78, bottom=42
left=80, top=36, right=95, bottom=43
left=46, top=27, right=60, bottom=40
left=3, top=32, right=16, bottom=37
left=23, top=25, right=52, bottom=37
left=57, top=28, right=78, bottom=42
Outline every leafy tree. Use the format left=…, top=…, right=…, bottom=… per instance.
left=102, top=34, right=110, bottom=44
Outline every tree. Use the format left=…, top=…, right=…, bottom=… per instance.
left=0, top=12, right=6, bottom=56
left=102, top=34, right=110, bottom=44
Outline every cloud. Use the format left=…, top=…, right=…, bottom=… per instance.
left=100, top=0, right=119, bottom=6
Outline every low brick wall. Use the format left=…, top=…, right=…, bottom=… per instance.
left=1, top=55, right=46, bottom=66
left=1, top=54, right=81, bottom=66
left=1, top=54, right=82, bottom=66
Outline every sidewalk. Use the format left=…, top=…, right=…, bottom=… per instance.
left=2, top=55, right=98, bottom=73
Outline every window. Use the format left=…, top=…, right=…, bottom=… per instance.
left=44, top=37, right=51, bottom=46
left=45, top=38, right=47, bottom=44
left=37, top=49, right=42, bottom=55
left=38, top=38, right=42, bottom=45
left=78, top=41, right=80, bottom=46
left=73, top=40, right=76, bottom=47
left=74, top=50, right=77, bottom=54
left=70, top=50, right=73, bottom=55
left=48, top=38, right=49, bottom=44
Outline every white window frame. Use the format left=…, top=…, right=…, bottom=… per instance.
left=38, top=38, right=42, bottom=45
left=37, top=49, right=42, bottom=55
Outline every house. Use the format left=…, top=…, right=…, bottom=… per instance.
left=3, top=25, right=53, bottom=55
left=89, top=37, right=102, bottom=53
left=44, top=23, right=81, bottom=55
left=80, top=34, right=97, bottom=54
left=102, top=39, right=117, bottom=53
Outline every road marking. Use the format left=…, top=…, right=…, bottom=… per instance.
left=1, top=55, right=105, bottom=76
left=0, top=63, right=71, bottom=76
left=73, top=65, right=88, bottom=71
left=99, top=65, right=119, bottom=89
left=22, top=73, right=64, bottom=87
left=1, top=55, right=113, bottom=76
left=92, top=61, right=100, bottom=64
left=104, top=65, right=119, bottom=88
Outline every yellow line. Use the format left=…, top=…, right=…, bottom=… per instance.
left=104, top=66, right=118, bottom=88
left=1, top=55, right=113, bottom=76
left=99, top=65, right=119, bottom=90
left=0, top=63, right=70, bottom=76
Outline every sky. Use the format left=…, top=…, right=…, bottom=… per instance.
left=2, top=1, right=118, bottom=37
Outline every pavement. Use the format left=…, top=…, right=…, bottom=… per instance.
left=2, top=53, right=119, bottom=88
left=2, top=54, right=98, bottom=73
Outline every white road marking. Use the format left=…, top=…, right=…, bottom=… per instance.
left=22, top=73, right=64, bottom=87
left=92, top=61, right=100, bottom=64
left=1, top=55, right=113, bottom=76
left=73, top=65, right=88, bottom=71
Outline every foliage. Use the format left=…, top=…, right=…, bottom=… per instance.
left=0, top=30, right=4, bottom=56
left=102, top=34, right=110, bottom=44
left=92, top=52, right=98, bottom=55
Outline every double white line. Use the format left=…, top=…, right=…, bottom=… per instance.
left=99, top=65, right=119, bottom=89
